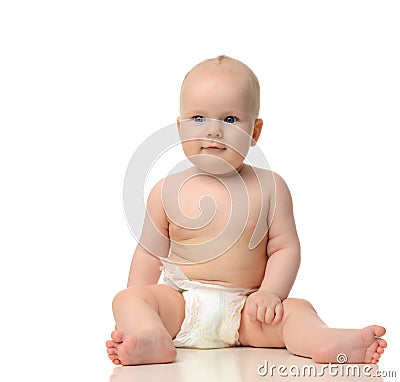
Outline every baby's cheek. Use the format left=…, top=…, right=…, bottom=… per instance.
left=223, top=129, right=252, bottom=158
left=181, top=141, right=199, bottom=157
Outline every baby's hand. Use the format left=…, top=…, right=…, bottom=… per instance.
left=246, top=289, right=283, bottom=325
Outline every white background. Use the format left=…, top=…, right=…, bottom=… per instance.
left=1, top=1, right=399, bottom=380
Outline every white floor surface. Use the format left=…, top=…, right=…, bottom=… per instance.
left=108, top=347, right=395, bottom=382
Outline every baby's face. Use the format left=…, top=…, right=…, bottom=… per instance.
left=178, top=66, right=262, bottom=175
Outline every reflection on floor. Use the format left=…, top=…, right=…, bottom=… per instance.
left=109, top=347, right=384, bottom=382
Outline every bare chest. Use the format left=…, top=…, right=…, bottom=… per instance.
left=164, top=170, right=272, bottom=247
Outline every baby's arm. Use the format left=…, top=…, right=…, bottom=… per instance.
left=127, top=179, right=170, bottom=287
left=246, top=173, right=301, bottom=324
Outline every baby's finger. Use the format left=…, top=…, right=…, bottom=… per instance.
left=272, top=302, right=283, bottom=324
left=264, top=305, right=276, bottom=324
left=246, top=300, right=258, bottom=322
left=256, top=304, right=267, bottom=322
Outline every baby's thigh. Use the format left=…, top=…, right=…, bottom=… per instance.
left=238, top=298, right=285, bottom=348
left=145, top=284, right=185, bottom=336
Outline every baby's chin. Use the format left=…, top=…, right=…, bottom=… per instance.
left=188, top=154, right=243, bottom=176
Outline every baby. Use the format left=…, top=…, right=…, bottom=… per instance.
left=106, top=55, right=386, bottom=366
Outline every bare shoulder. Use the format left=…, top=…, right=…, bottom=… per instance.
left=248, top=165, right=275, bottom=182
left=270, top=171, right=295, bottom=213
left=146, top=178, right=164, bottom=204
left=148, top=167, right=197, bottom=213
left=247, top=166, right=282, bottom=194
left=271, top=171, right=292, bottom=194
left=145, top=177, right=169, bottom=220
left=147, top=166, right=194, bottom=199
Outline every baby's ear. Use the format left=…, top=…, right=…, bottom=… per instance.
left=251, top=118, right=263, bottom=146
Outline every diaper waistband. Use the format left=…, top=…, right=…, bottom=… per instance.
left=160, top=260, right=257, bottom=295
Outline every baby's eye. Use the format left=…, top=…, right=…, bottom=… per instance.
left=224, top=116, right=237, bottom=124
left=193, top=116, right=206, bottom=123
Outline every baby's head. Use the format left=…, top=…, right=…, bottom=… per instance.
left=180, top=55, right=261, bottom=118
left=178, top=56, right=263, bottom=175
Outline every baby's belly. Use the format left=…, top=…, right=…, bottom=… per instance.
left=175, top=243, right=268, bottom=289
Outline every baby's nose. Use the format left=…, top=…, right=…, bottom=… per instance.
left=205, top=120, right=223, bottom=138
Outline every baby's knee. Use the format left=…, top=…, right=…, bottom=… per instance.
left=112, top=286, right=152, bottom=308
left=283, top=298, right=316, bottom=313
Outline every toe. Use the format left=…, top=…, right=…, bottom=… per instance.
left=106, top=340, right=115, bottom=348
left=372, top=353, right=380, bottom=361
left=109, top=354, right=118, bottom=361
left=111, top=330, right=124, bottom=343
left=378, top=338, right=387, bottom=348
left=373, top=325, right=386, bottom=337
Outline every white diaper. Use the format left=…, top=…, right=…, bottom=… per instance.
left=160, top=261, right=256, bottom=349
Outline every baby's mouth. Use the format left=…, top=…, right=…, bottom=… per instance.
left=201, top=145, right=226, bottom=150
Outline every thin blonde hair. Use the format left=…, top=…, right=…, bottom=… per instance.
left=180, top=55, right=261, bottom=116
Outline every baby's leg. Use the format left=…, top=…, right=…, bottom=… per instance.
left=106, top=285, right=185, bottom=366
left=239, top=298, right=386, bottom=363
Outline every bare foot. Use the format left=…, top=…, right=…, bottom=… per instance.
left=311, top=325, right=387, bottom=364
left=106, top=330, right=177, bottom=366
left=106, top=333, right=120, bottom=365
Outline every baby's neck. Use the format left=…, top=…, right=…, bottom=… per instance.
left=197, top=163, right=244, bottom=178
